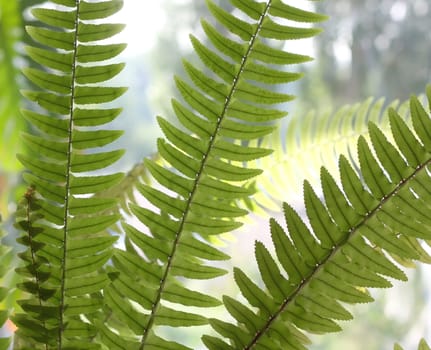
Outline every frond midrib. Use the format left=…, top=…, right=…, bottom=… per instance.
left=245, top=152, right=431, bottom=348
left=58, top=3, right=80, bottom=347
left=140, top=1, right=273, bottom=347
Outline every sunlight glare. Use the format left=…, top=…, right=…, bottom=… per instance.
left=114, top=2, right=166, bottom=56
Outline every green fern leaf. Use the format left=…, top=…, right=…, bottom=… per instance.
left=207, top=89, right=431, bottom=349
left=14, top=0, right=125, bottom=348
left=251, top=96, right=411, bottom=212
left=105, top=0, right=325, bottom=348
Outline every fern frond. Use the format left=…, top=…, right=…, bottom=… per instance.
left=251, top=96, right=412, bottom=213
left=204, top=88, right=431, bottom=349
left=14, top=1, right=125, bottom=348
left=105, top=1, right=325, bottom=348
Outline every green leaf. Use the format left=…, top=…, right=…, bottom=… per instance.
left=157, top=139, right=200, bottom=178
left=178, top=235, right=230, bottom=261
left=123, top=223, right=170, bottom=260
left=22, top=133, right=68, bottom=160
left=235, top=80, right=294, bottom=104
left=72, top=129, right=123, bottom=149
left=251, top=40, right=313, bottom=65
left=411, top=95, right=431, bottom=151
left=243, top=61, right=302, bottom=84
left=154, top=305, right=207, bottom=327
left=21, top=90, right=70, bottom=115
left=68, top=215, right=119, bottom=237
left=97, top=321, right=139, bottom=350
left=77, top=23, right=125, bottom=42
left=25, top=46, right=73, bottom=72
left=227, top=100, right=286, bottom=122
left=171, top=258, right=227, bottom=279
left=17, top=154, right=66, bottom=182
left=207, top=0, right=255, bottom=41
left=76, top=63, right=125, bottom=84
left=69, top=173, right=123, bottom=194
left=205, top=157, right=262, bottom=181
left=171, top=99, right=215, bottom=138
left=26, top=26, right=74, bottom=50
left=183, top=59, right=229, bottom=102
left=269, top=0, right=328, bottom=22
left=162, top=282, right=221, bottom=307
left=67, top=236, right=117, bottom=258
left=79, top=0, right=124, bottom=20
left=145, top=160, right=193, bottom=198
left=201, top=20, right=247, bottom=62
left=65, top=274, right=111, bottom=296
left=22, top=67, right=71, bottom=94
left=32, top=8, right=76, bottom=29
left=77, top=43, right=127, bottom=63
left=255, top=241, right=290, bottom=302
left=68, top=197, right=117, bottom=215
left=158, top=117, right=208, bottom=158
left=21, top=109, right=69, bottom=137
left=260, top=17, right=321, bottom=40
left=74, top=86, right=127, bottom=104
left=73, top=107, right=122, bottom=126
left=104, top=285, right=148, bottom=335
left=175, top=77, right=222, bottom=121
left=71, top=149, right=125, bottom=172
left=233, top=267, right=276, bottom=317
left=389, top=109, right=426, bottom=168
left=66, top=250, right=112, bottom=277
left=190, top=35, right=236, bottom=82
left=358, top=136, right=393, bottom=198
left=113, top=250, right=163, bottom=285
left=223, top=295, right=262, bottom=333
left=213, top=140, right=273, bottom=160
left=230, top=0, right=264, bottom=20
left=368, top=122, right=408, bottom=184
left=220, top=119, right=276, bottom=140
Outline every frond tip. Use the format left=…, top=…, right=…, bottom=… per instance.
left=206, top=88, right=431, bottom=349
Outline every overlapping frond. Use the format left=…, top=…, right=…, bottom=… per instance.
left=14, top=1, right=125, bottom=348
left=103, top=1, right=326, bottom=349
left=251, top=96, right=411, bottom=213
left=203, top=88, right=431, bottom=349
left=96, top=156, right=157, bottom=216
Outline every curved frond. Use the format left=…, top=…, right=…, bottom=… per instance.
left=204, top=88, right=431, bottom=349
left=14, top=1, right=125, bottom=348
left=251, top=96, right=411, bottom=212
left=105, top=1, right=325, bottom=348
